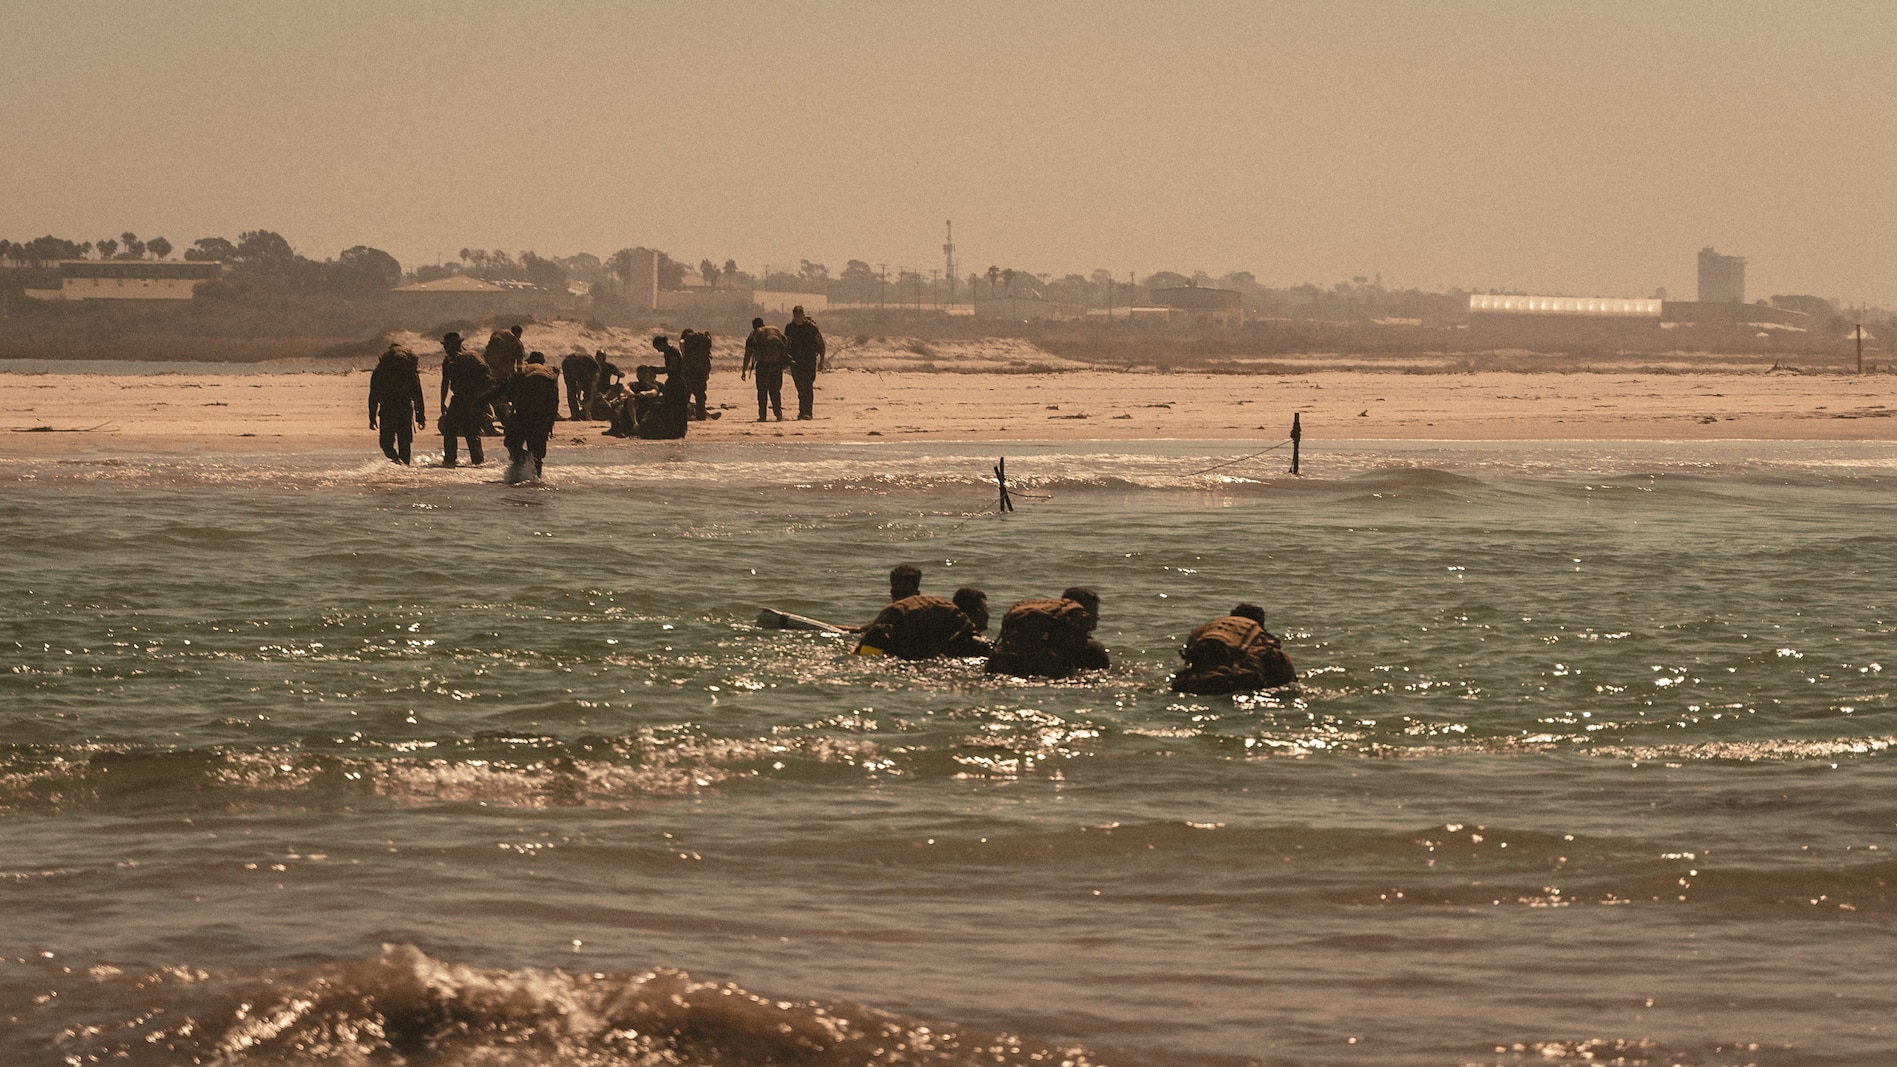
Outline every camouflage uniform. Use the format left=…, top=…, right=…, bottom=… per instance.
left=486, top=362, right=561, bottom=475
left=784, top=315, right=825, bottom=419
left=1169, top=615, right=1298, bottom=695
left=984, top=597, right=1110, bottom=678
left=561, top=353, right=599, bottom=419
left=482, top=329, right=526, bottom=382
left=742, top=324, right=790, bottom=421
left=633, top=342, right=690, bottom=439
left=440, top=348, right=495, bottom=467
left=367, top=344, right=425, bottom=464
left=855, top=595, right=989, bottom=660
left=479, top=329, right=527, bottom=432
left=680, top=329, right=713, bottom=419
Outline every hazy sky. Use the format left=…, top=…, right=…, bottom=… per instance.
left=6, top=0, right=1894, bottom=303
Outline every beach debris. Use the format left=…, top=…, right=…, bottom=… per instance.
left=10, top=422, right=115, bottom=433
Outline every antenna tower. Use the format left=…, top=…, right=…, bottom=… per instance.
left=943, top=221, right=957, bottom=303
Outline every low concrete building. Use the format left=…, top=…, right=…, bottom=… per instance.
left=657, top=288, right=828, bottom=316
left=391, top=275, right=574, bottom=318
left=1147, top=286, right=1243, bottom=325
left=973, top=295, right=1081, bottom=321
left=1661, top=301, right=1803, bottom=327
left=24, top=260, right=222, bottom=301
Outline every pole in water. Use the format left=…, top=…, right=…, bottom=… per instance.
left=1288, top=413, right=1302, bottom=475
left=995, top=456, right=1015, bottom=512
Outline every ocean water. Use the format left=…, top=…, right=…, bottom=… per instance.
left=3, top=437, right=1894, bottom=1067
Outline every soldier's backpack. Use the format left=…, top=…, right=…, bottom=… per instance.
left=1182, top=616, right=1270, bottom=671
left=993, top=598, right=1091, bottom=673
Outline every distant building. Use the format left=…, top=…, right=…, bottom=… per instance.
left=749, top=291, right=829, bottom=316
left=653, top=288, right=829, bottom=316
left=391, top=274, right=574, bottom=317
left=23, top=259, right=222, bottom=301
left=1468, top=294, right=1661, bottom=318
left=1661, top=301, right=1803, bottom=328
left=973, top=295, right=1082, bottom=321
left=623, top=248, right=660, bottom=311
left=1146, top=285, right=1244, bottom=325
left=1697, top=247, right=1746, bottom=304
left=1466, top=293, right=1662, bottom=346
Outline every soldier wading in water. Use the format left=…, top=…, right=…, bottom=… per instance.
left=367, top=343, right=425, bottom=465
left=985, top=586, right=1111, bottom=679
left=854, top=586, right=991, bottom=660
left=437, top=332, right=495, bottom=467
left=483, top=351, right=561, bottom=478
left=1170, top=603, right=1298, bottom=694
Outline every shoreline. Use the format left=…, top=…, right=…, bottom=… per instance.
left=6, top=364, right=1895, bottom=457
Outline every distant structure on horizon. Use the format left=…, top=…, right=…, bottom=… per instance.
left=391, top=273, right=573, bottom=318
left=1698, top=247, right=1746, bottom=304
left=1467, top=294, right=1661, bottom=318
left=1466, top=292, right=1662, bottom=345
left=22, top=259, right=221, bottom=301
left=1145, top=285, right=1244, bottom=326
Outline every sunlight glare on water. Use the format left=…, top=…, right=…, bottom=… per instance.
left=2, top=439, right=1895, bottom=1066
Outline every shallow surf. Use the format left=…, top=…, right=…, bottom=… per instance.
left=4, top=440, right=1894, bottom=1066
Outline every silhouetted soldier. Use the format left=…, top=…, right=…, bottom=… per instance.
left=367, top=343, right=425, bottom=464
left=680, top=328, right=714, bottom=420
left=1170, top=603, right=1298, bottom=695
left=594, top=350, right=623, bottom=412
left=854, top=586, right=992, bottom=660
left=483, top=324, right=526, bottom=381
left=484, top=352, right=561, bottom=477
left=437, top=331, right=494, bottom=467
left=561, top=352, right=599, bottom=419
left=607, top=365, right=663, bottom=436
left=784, top=305, right=826, bottom=420
left=632, top=335, right=690, bottom=439
left=480, top=325, right=527, bottom=432
left=888, top=563, right=922, bottom=601
left=843, top=564, right=926, bottom=635
left=985, top=586, right=1110, bottom=678
left=741, top=316, right=790, bottom=422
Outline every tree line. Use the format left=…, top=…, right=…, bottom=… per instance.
left=2, top=229, right=402, bottom=301
left=8, top=228, right=1887, bottom=328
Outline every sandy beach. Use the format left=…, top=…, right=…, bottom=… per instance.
left=8, top=358, right=1896, bottom=458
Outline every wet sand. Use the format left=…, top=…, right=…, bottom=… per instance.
left=6, top=366, right=1895, bottom=457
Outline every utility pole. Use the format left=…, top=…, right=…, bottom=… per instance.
left=878, top=264, right=887, bottom=311
left=943, top=221, right=956, bottom=303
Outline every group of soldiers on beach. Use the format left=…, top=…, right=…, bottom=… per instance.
left=843, top=565, right=1299, bottom=694
left=365, top=308, right=828, bottom=472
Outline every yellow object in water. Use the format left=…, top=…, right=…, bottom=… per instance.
left=854, top=644, right=887, bottom=657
